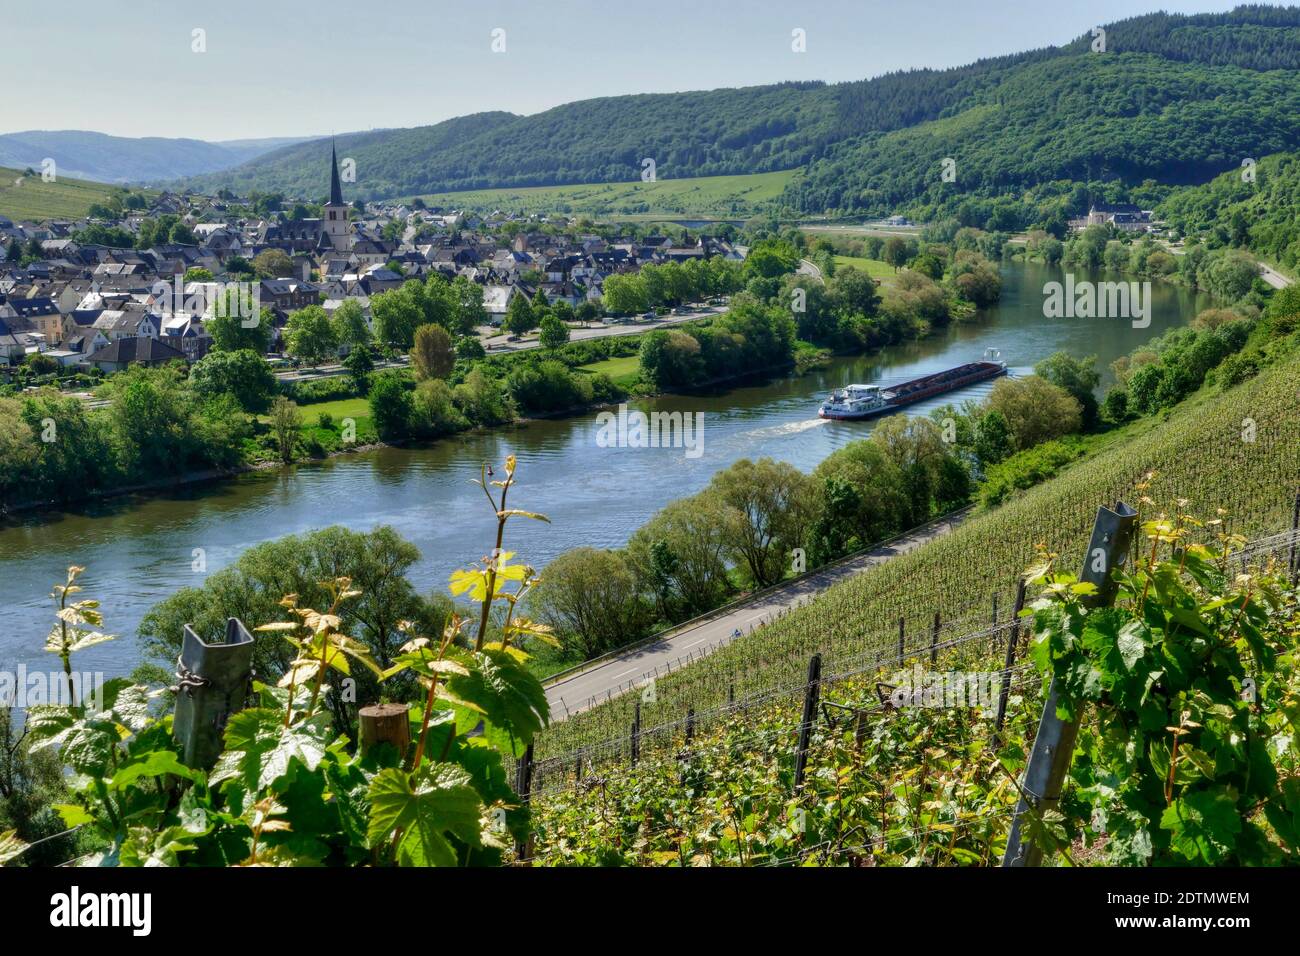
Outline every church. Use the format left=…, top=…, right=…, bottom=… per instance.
left=323, top=140, right=353, bottom=254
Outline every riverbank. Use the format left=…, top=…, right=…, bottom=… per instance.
left=0, top=260, right=1214, bottom=679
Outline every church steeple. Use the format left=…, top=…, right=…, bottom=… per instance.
left=323, top=138, right=352, bottom=254
left=329, top=138, right=344, bottom=207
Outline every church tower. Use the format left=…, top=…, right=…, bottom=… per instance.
left=323, top=140, right=352, bottom=254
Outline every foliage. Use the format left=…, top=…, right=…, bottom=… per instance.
left=1027, top=515, right=1300, bottom=865
left=29, top=458, right=552, bottom=867
left=189, top=349, right=278, bottom=413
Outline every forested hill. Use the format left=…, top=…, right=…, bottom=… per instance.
left=181, top=5, right=1300, bottom=217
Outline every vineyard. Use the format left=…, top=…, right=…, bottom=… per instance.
left=519, top=520, right=1300, bottom=865
left=529, top=352, right=1300, bottom=771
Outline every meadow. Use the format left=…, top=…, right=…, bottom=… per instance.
left=410, top=170, right=800, bottom=221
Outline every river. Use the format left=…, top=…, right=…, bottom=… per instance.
left=0, top=262, right=1214, bottom=677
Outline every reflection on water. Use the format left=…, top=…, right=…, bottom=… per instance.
left=0, top=262, right=1214, bottom=675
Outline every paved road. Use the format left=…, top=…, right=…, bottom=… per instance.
left=1257, top=262, right=1293, bottom=290
left=481, top=305, right=727, bottom=353
left=797, top=258, right=825, bottom=284
left=543, top=509, right=970, bottom=721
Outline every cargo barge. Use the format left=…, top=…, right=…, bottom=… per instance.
left=818, top=350, right=1007, bottom=421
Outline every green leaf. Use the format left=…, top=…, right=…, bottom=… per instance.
left=53, top=804, right=94, bottom=828
left=1116, top=620, right=1148, bottom=671
left=445, top=648, right=549, bottom=753
left=224, top=708, right=333, bottom=791
left=1160, top=789, right=1242, bottom=864
left=110, top=750, right=201, bottom=789
left=366, top=764, right=483, bottom=866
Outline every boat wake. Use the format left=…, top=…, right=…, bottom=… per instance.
left=742, top=418, right=829, bottom=439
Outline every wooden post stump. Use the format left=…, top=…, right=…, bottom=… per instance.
left=358, top=703, right=411, bottom=756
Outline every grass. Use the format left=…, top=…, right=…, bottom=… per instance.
left=257, top=396, right=371, bottom=429
left=0, top=166, right=145, bottom=221
left=833, top=255, right=897, bottom=281
left=410, top=170, right=800, bottom=221
left=578, top=355, right=641, bottom=388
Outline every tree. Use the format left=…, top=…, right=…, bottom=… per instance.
left=531, top=548, right=647, bottom=658
left=986, top=375, right=1082, bottom=450
left=869, top=416, right=953, bottom=526
left=367, top=373, right=413, bottom=441
left=973, top=408, right=1013, bottom=465
left=575, top=300, right=601, bottom=327
left=268, top=396, right=301, bottom=463
left=207, top=292, right=272, bottom=354
left=639, top=329, right=703, bottom=389
left=453, top=368, right=515, bottom=426
left=184, top=267, right=214, bottom=282
left=252, top=249, right=294, bottom=279
left=502, top=291, right=536, bottom=335
left=538, top=313, right=570, bottom=351
left=456, top=335, right=486, bottom=361
left=410, top=323, right=455, bottom=381
left=883, top=236, right=910, bottom=271
left=709, top=458, right=815, bottom=587
left=0, top=399, right=37, bottom=509
left=1034, top=351, right=1101, bottom=429
left=810, top=441, right=907, bottom=561
left=449, top=275, right=487, bottom=334
left=601, top=274, right=647, bottom=316
left=189, top=349, right=278, bottom=413
left=330, top=299, right=371, bottom=350
left=284, top=306, right=339, bottom=366
left=410, top=379, right=467, bottom=438
left=371, top=287, right=424, bottom=349
left=138, top=525, right=450, bottom=727
left=628, top=495, right=733, bottom=619
left=342, top=346, right=374, bottom=393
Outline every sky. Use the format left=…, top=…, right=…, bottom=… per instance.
left=1, top=0, right=1262, bottom=141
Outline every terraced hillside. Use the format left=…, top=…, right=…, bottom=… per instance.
left=412, top=170, right=798, bottom=221
left=0, top=166, right=133, bottom=222
left=533, top=351, right=1300, bottom=764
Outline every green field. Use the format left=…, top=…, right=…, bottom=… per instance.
left=578, top=355, right=641, bottom=388
left=832, top=255, right=897, bottom=280
left=256, top=395, right=370, bottom=426
left=0, top=166, right=138, bottom=222
left=411, top=170, right=800, bottom=221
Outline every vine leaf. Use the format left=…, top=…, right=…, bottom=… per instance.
left=366, top=764, right=483, bottom=866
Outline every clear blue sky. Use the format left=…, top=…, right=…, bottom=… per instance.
left=4, top=0, right=1260, bottom=141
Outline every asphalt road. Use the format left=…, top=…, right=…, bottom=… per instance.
left=481, top=305, right=727, bottom=353
left=543, top=508, right=970, bottom=721
left=1257, top=262, right=1293, bottom=290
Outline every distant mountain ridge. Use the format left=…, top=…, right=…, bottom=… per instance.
left=174, top=5, right=1300, bottom=222
left=0, top=130, right=317, bottom=185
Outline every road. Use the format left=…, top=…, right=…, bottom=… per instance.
left=543, top=508, right=970, bottom=721
left=1257, top=262, right=1293, bottom=290
left=797, top=258, right=825, bottom=284
left=480, top=304, right=728, bottom=353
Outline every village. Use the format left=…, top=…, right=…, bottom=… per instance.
left=0, top=145, right=746, bottom=377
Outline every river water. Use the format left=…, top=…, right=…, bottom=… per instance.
left=0, top=262, right=1213, bottom=676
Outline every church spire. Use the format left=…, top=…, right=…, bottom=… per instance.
left=329, top=138, right=344, bottom=206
